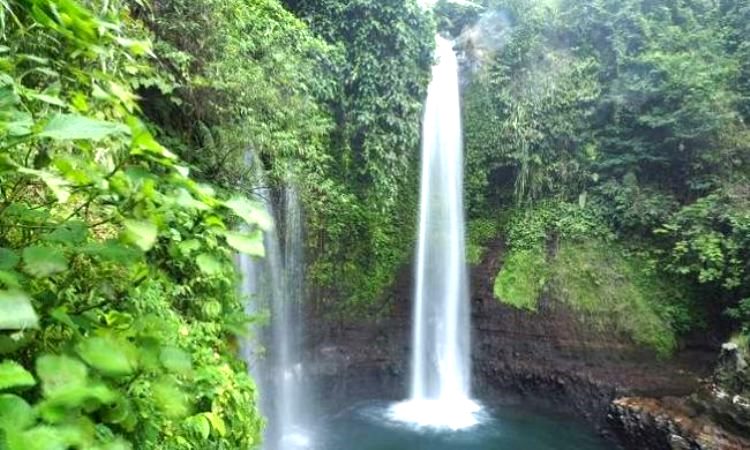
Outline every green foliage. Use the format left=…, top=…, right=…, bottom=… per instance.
left=493, top=247, right=546, bottom=311
left=656, top=187, right=750, bottom=294
left=550, top=242, right=687, bottom=357
left=494, top=203, right=693, bottom=355
left=728, top=300, right=750, bottom=334
left=463, top=0, right=750, bottom=333
left=0, top=361, right=35, bottom=391
left=594, top=175, right=679, bottom=234
left=466, top=217, right=502, bottom=264
left=505, top=201, right=612, bottom=251
left=434, top=0, right=483, bottom=37
left=465, top=0, right=748, bottom=203
left=283, top=0, right=435, bottom=314
left=493, top=202, right=609, bottom=313
left=464, top=1, right=600, bottom=212
left=136, top=0, right=435, bottom=314
left=137, top=0, right=336, bottom=188
left=0, top=290, right=38, bottom=330
left=0, top=1, right=265, bottom=448
left=720, top=0, right=750, bottom=121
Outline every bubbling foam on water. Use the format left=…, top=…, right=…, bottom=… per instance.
left=388, top=398, right=483, bottom=431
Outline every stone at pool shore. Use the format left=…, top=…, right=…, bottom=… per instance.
left=608, top=396, right=750, bottom=449
left=607, top=337, right=750, bottom=449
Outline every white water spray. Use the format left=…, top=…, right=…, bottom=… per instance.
left=389, top=36, right=480, bottom=430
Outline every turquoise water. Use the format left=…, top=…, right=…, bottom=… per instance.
left=318, top=401, right=614, bottom=450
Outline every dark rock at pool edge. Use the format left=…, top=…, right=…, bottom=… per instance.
left=305, top=238, right=749, bottom=449
left=608, top=396, right=750, bottom=449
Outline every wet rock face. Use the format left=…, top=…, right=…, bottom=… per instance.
left=690, top=385, right=750, bottom=441
left=607, top=343, right=750, bottom=450
left=676, top=341, right=750, bottom=445
left=305, top=272, right=413, bottom=406
left=608, top=397, right=750, bottom=450
left=470, top=239, right=712, bottom=428
left=304, top=238, right=717, bottom=445
left=704, top=342, right=750, bottom=434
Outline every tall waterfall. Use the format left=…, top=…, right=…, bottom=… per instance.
left=239, top=187, right=312, bottom=450
left=390, top=36, right=480, bottom=430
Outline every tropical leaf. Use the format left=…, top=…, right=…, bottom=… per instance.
left=80, top=241, right=141, bottom=263
left=35, top=355, right=88, bottom=398
left=22, top=246, right=68, bottom=277
left=186, top=414, right=211, bottom=439
left=8, top=426, right=67, bottom=450
left=127, top=117, right=177, bottom=160
left=34, top=355, right=115, bottom=415
left=204, top=412, right=226, bottom=437
left=0, top=360, right=36, bottom=391
left=76, top=337, right=135, bottom=377
left=27, top=92, right=66, bottom=107
left=175, top=189, right=210, bottom=210
left=159, top=347, right=192, bottom=375
left=17, top=169, right=70, bottom=203
left=177, top=239, right=201, bottom=255
left=223, top=230, right=264, bottom=256
left=123, top=220, right=157, bottom=252
left=102, top=396, right=136, bottom=430
left=196, top=253, right=222, bottom=275
left=0, top=290, right=38, bottom=330
left=0, top=394, right=35, bottom=430
left=223, top=197, right=272, bottom=230
left=0, top=248, right=19, bottom=270
left=0, top=270, right=21, bottom=289
left=38, top=114, right=129, bottom=141
left=42, top=221, right=88, bottom=245
left=152, top=378, right=189, bottom=418
left=2, top=110, right=33, bottom=136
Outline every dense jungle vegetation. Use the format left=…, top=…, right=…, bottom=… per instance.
left=0, top=0, right=749, bottom=447
left=0, top=0, right=433, bottom=447
left=447, top=0, right=750, bottom=356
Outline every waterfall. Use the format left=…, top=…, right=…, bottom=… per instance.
left=239, top=187, right=312, bottom=450
left=389, top=36, right=481, bottom=430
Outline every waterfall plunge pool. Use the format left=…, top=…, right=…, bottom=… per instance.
left=302, top=36, right=616, bottom=450
left=312, top=400, right=615, bottom=450
left=251, top=32, right=614, bottom=450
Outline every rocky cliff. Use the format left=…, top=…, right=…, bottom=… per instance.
left=306, top=238, right=746, bottom=448
left=470, top=240, right=713, bottom=426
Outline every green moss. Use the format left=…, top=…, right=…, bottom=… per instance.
left=494, top=238, right=690, bottom=357
left=493, top=247, right=547, bottom=311
left=466, top=217, right=500, bottom=264
left=550, top=242, right=678, bottom=357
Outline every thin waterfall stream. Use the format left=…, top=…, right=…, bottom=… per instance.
left=239, top=187, right=312, bottom=450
